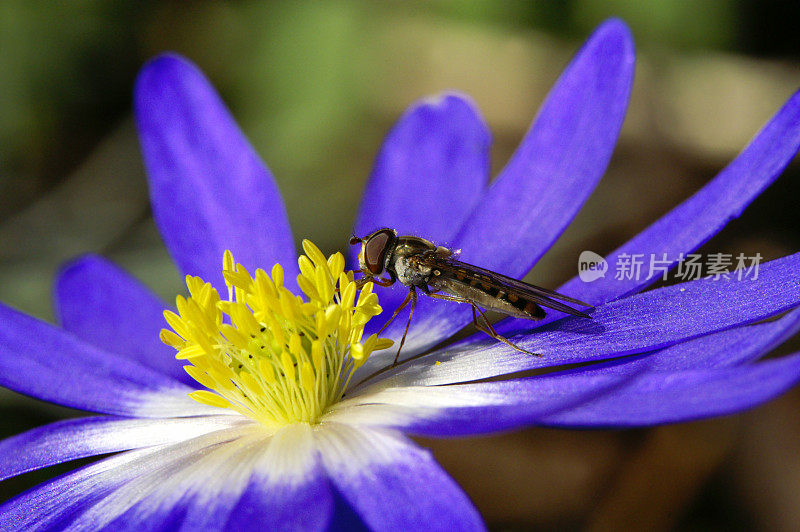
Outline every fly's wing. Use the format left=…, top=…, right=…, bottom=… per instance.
left=421, top=256, right=593, bottom=318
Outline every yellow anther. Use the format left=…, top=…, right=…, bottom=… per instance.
left=162, top=246, right=391, bottom=427
left=340, top=281, right=356, bottom=309
left=315, top=265, right=333, bottom=303
left=328, top=252, right=345, bottom=280
left=163, top=310, right=189, bottom=339
left=301, top=239, right=328, bottom=269
left=259, top=359, right=276, bottom=384
left=184, top=366, right=216, bottom=389
left=271, top=263, right=284, bottom=290
left=159, top=329, right=185, bottom=349
left=350, top=342, right=365, bottom=361
left=296, top=275, right=320, bottom=303
left=218, top=324, right=249, bottom=350
left=298, top=255, right=315, bottom=282
left=324, top=304, right=340, bottom=331
left=300, top=363, right=315, bottom=393
left=189, top=390, right=230, bottom=409
left=281, top=351, right=296, bottom=382
left=175, top=344, right=206, bottom=360
left=375, top=338, right=394, bottom=350
left=240, top=372, right=261, bottom=394
left=311, top=339, right=324, bottom=370
left=288, top=333, right=303, bottom=357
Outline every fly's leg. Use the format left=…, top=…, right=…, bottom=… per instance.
left=355, top=275, right=394, bottom=289
left=351, top=274, right=413, bottom=365
left=424, top=291, right=542, bottom=357
left=377, top=289, right=413, bottom=336
left=368, top=287, right=416, bottom=367
left=470, top=305, right=542, bottom=357
left=390, top=287, right=417, bottom=366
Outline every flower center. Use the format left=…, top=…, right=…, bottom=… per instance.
left=160, top=240, right=392, bottom=428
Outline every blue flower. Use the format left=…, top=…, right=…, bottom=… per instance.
left=2, top=19, right=800, bottom=530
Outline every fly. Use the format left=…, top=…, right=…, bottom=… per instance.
left=350, top=228, right=592, bottom=365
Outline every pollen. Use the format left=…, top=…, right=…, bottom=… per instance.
left=160, top=240, right=393, bottom=428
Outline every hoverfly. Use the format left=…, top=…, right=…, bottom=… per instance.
left=350, top=228, right=592, bottom=365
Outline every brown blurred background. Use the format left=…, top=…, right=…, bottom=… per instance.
left=1, top=1, right=800, bottom=530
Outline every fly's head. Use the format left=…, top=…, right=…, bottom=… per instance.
left=349, top=228, right=398, bottom=279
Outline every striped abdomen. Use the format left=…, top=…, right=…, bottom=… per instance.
left=427, top=269, right=546, bottom=321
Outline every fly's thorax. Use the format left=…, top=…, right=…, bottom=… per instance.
left=388, top=236, right=438, bottom=287
left=392, top=254, right=432, bottom=286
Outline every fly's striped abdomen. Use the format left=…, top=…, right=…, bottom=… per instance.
left=429, top=268, right=546, bottom=321
left=426, top=258, right=590, bottom=320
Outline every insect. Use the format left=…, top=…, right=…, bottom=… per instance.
left=350, top=228, right=592, bottom=365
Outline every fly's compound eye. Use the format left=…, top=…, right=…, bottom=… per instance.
left=363, top=229, right=394, bottom=275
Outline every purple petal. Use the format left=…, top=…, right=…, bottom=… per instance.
left=54, top=255, right=192, bottom=385
left=317, top=423, right=484, bottom=531
left=454, top=19, right=633, bottom=271
left=224, top=468, right=332, bottom=531
left=352, top=94, right=491, bottom=320
left=354, top=93, right=490, bottom=241
left=514, top=253, right=800, bottom=365
left=500, top=86, right=800, bottom=334
left=0, top=415, right=245, bottom=483
left=390, top=309, right=800, bottom=390
left=114, top=424, right=331, bottom=531
left=539, top=352, right=800, bottom=427
left=93, top=424, right=326, bottom=531
left=0, top=425, right=257, bottom=530
left=379, top=19, right=635, bottom=355
left=0, top=301, right=210, bottom=417
left=0, top=447, right=155, bottom=530
left=367, top=350, right=800, bottom=434
left=331, top=377, right=627, bottom=437
left=135, top=54, right=297, bottom=291
left=360, top=310, right=800, bottom=436
left=225, top=424, right=333, bottom=530
left=375, top=253, right=800, bottom=386
left=605, top=307, right=800, bottom=373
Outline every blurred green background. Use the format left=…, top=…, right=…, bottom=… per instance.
left=1, top=1, right=800, bottom=530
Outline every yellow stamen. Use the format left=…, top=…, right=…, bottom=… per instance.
left=161, top=241, right=393, bottom=428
